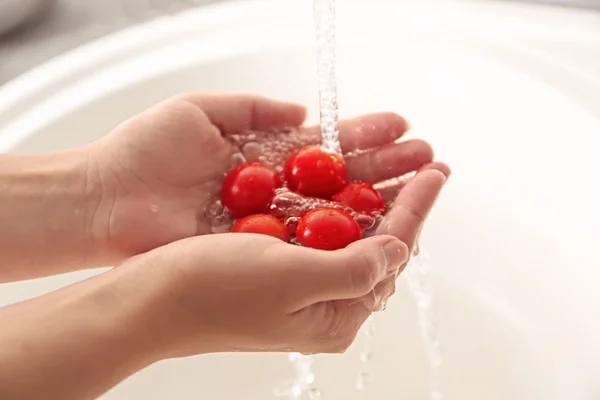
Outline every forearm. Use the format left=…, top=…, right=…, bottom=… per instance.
left=0, top=265, right=159, bottom=400
left=0, top=148, right=106, bottom=281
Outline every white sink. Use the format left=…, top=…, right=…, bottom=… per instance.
left=1, top=0, right=599, bottom=399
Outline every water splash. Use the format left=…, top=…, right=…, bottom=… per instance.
left=273, top=353, right=320, bottom=399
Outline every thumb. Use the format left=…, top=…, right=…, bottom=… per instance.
left=279, top=235, right=409, bottom=311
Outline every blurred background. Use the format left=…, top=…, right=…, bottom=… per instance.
left=1, top=0, right=599, bottom=85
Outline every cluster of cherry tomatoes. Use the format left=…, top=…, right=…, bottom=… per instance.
left=221, top=145, right=386, bottom=251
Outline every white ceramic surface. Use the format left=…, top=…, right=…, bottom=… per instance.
left=1, top=0, right=600, bottom=399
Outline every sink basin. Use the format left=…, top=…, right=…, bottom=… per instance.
left=1, top=0, right=599, bottom=399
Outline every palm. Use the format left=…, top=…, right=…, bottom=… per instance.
left=99, top=95, right=447, bottom=258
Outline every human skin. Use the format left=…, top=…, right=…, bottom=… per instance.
left=0, top=94, right=449, bottom=399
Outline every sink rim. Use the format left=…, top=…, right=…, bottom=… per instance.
left=0, top=1, right=599, bottom=397
left=2, top=0, right=600, bottom=125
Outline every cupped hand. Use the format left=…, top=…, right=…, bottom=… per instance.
left=90, top=94, right=446, bottom=263
left=121, top=232, right=410, bottom=358
left=118, top=168, right=446, bottom=358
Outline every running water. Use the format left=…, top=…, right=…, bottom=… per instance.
left=209, top=0, right=443, bottom=397
left=314, top=0, right=341, bottom=155
left=406, top=247, right=444, bottom=400
left=355, top=315, right=376, bottom=391
left=313, top=0, right=444, bottom=398
left=274, top=1, right=340, bottom=396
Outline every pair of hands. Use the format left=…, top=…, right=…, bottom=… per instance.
left=83, top=94, right=448, bottom=360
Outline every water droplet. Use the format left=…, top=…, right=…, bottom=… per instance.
left=304, top=372, right=315, bottom=385
left=150, top=204, right=159, bottom=213
left=242, top=141, right=262, bottom=162
left=230, top=152, right=246, bottom=168
left=204, top=200, right=223, bottom=218
left=273, top=382, right=303, bottom=399
left=285, top=217, right=300, bottom=234
left=376, top=299, right=388, bottom=312
left=359, top=351, right=372, bottom=362
left=413, top=241, right=421, bottom=256
left=270, top=188, right=338, bottom=219
left=344, top=147, right=369, bottom=158
left=355, top=371, right=371, bottom=391
left=308, top=387, right=321, bottom=399
left=355, top=213, right=376, bottom=230
left=367, top=323, right=376, bottom=337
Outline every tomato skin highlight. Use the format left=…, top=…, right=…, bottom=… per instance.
left=231, top=214, right=291, bottom=242
left=333, top=182, right=386, bottom=214
left=284, top=145, right=347, bottom=199
left=296, top=208, right=363, bottom=251
left=221, top=162, right=282, bottom=218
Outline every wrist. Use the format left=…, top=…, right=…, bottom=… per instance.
left=0, top=146, right=107, bottom=280
left=0, top=265, right=158, bottom=400
left=114, top=246, right=219, bottom=360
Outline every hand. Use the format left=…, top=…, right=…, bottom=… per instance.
left=120, top=233, right=409, bottom=358
left=114, top=163, right=447, bottom=360
left=90, top=94, right=443, bottom=263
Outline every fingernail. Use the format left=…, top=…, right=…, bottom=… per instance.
left=383, top=240, right=408, bottom=275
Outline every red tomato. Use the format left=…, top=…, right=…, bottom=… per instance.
left=296, top=208, right=363, bottom=250
left=231, top=214, right=291, bottom=242
left=221, top=162, right=281, bottom=218
left=284, top=145, right=347, bottom=199
left=332, top=182, right=386, bottom=214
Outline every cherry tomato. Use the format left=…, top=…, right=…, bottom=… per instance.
left=332, top=182, right=386, bottom=214
left=296, top=208, right=363, bottom=250
left=231, top=214, right=291, bottom=242
left=284, top=145, right=347, bottom=199
left=221, top=162, right=281, bottom=218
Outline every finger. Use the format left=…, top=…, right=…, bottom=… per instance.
left=301, top=112, right=410, bottom=153
left=377, top=162, right=451, bottom=202
left=377, top=169, right=447, bottom=252
left=366, top=275, right=397, bottom=311
left=345, top=139, right=434, bottom=183
left=345, top=272, right=397, bottom=312
left=276, top=235, right=409, bottom=311
left=178, top=93, right=307, bottom=133
left=352, top=276, right=397, bottom=312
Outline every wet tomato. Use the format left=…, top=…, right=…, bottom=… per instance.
left=332, top=182, right=386, bottom=214
left=230, top=214, right=290, bottom=242
left=221, top=162, right=281, bottom=218
left=296, top=208, right=363, bottom=251
left=284, top=145, right=347, bottom=199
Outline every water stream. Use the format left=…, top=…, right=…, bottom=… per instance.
left=275, top=0, right=443, bottom=398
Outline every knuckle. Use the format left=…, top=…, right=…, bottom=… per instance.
left=162, top=95, right=203, bottom=117
left=412, top=138, right=434, bottom=159
left=347, top=251, right=379, bottom=296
